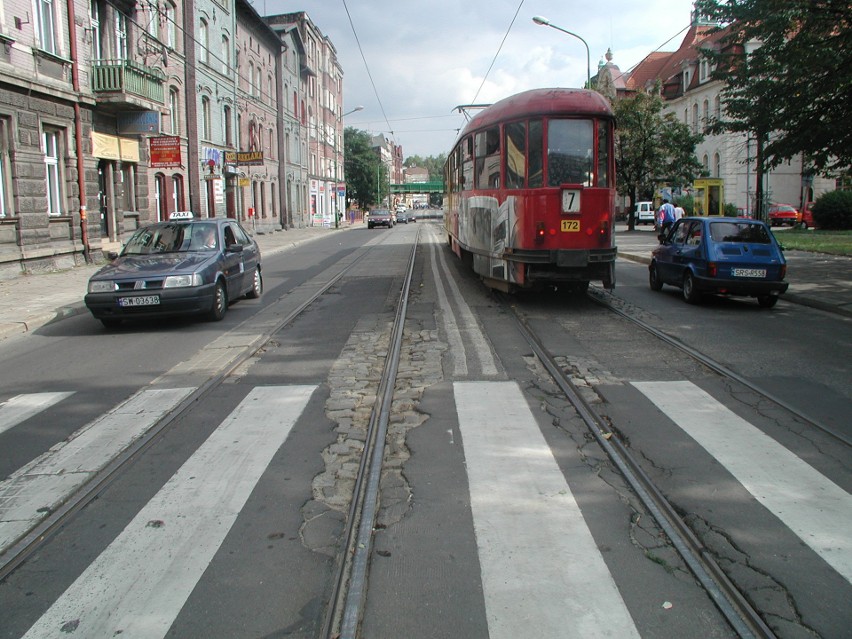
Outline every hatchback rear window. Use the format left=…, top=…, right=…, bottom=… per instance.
left=709, top=222, right=771, bottom=244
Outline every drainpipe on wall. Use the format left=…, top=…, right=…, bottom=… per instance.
left=66, top=0, right=91, bottom=263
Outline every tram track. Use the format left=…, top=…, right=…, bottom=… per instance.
left=0, top=235, right=383, bottom=583
left=498, top=291, right=778, bottom=639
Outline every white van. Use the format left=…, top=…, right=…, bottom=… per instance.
left=634, top=201, right=655, bottom=225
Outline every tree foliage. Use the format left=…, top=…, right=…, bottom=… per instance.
left=696, top=0, right=852, bottom=175
left=344, top=127, right=384, bottom=210
left=613, top=89, right=705, bottom=229
left=403, top=154, right=447, bottom=181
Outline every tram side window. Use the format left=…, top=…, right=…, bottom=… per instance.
left=504, top=121, right=526, bottom=189
left=547, top=119, right=593, bottom=187
left=475, top=127, right=500, bottom=190
left=596, top=120, right=610, bottom=188
left=528, top=120, right=543, bottom=188
left=461, top=136, right=474, bottom=190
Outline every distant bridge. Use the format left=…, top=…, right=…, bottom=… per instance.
left=390, top=181, right=444, bottom=194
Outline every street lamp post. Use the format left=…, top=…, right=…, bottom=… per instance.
left=532, top=16, right=591, bottom=89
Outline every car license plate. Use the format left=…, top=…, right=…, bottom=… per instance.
left=561, top=220, right=581, bottom=232
left=118, top=295, right=160, bottom=307
left=732, top=268, right=766, bottom=278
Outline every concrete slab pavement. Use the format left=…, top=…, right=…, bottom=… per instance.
left=0, top=221, right=849, bottom=341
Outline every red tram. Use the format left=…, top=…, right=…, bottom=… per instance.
left=444, top=88, right=617, bottom=292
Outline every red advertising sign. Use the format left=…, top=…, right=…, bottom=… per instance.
left=149, top=136, right=182, bottom=168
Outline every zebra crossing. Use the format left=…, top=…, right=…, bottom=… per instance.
left=1, top=380, right=849, bottom=638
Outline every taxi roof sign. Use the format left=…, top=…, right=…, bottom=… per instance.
left=169, top=211, right=194, bottom=219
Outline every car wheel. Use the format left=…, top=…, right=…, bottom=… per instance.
left=757, top=295, right=778, bottom=308
left=246, top=268, right=262, bottom=299
left=682, top=272, right=701, bottom=304
left=799, top=221, right=808, bottom=230
left=649, top=263, right=663, bottom=291
left=207, top=280, right=228, bottom=321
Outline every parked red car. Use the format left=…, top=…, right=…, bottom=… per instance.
left=768, top=204, right=801, bottom=227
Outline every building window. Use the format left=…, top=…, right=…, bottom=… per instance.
left=90, top=0, right=101, bottom=58
left=165, top=1, right=176, bottom=49
left=0, top=117, right=13, bottom=218
left=268, top=128, right=274, bottom=159
left=42, top=129, right=64, bottom=216
left=248, top=61, right=255, bottom=95
left=714, top=95, right=721, bottom=121
left=169, top=87, right=179, bottom=134
left=692, top=104, right=699, bottom=134
left=115, top=10, right=128, bottom=60
left=201, top=96, right=210, bottom=140
left=255, top=66, right=262, bottom=99
left=714, top=153, right=721, bottom=178
left=221, top=35, right=229, bottom=75
left=37, top=0, right=57, bottom=54
left=171, top=174, right=184, bottom=212
left=199, top=18, right=208, bottom=64
left=703, top=99, right=710, bottom=133
left=223, top=105, right=232, bottom=146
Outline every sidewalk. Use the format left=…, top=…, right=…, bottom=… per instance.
left=0, top=223, right=353, bottom=340
left=0, top=222, right=850, bottom=340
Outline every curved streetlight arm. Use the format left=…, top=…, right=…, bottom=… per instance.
left=532, top=16, right=591, bottom=88
left=342, top=105, right=364, bottom=118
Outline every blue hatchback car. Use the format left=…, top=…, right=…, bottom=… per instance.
left=649, top=217, right=788, bottom=307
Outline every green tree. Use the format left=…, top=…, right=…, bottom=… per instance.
left=614, top=89, right=705, bottom=230
left=695, top=0, right=852, bottom=216
left=344, top=127, right=383, bottom=210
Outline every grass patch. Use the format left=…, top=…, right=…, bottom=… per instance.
left=774, top=229, right=852, bottom=257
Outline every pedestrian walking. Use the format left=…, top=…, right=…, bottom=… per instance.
left=658, top=201, right=676, bottom=235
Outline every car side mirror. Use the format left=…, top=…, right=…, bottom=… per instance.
left=108, top=251, right=119, bottom=260
left=226, top=244, right=244, bottom=253
left=657, top=233, right=667, bottom=243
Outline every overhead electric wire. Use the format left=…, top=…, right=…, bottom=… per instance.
left=470, top=0, right=526, bottom=105
left=341, top=0, right=396, bottom=143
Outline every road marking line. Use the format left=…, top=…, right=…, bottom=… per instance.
left=455, top=381, right=639, bottom=638
left=22, top=385, right=316, bottom=639
left=0, top=392, right=74, bottom=436
left=0, top=388, right=195, bottom=552
left=634, top=380, right=852, bottom=584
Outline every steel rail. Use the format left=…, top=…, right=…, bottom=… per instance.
left=323, top=227, right=421, bottom=639
left=501, top=294, right=777, bottom=639
left=588, top=287, right=852, bottom=448
left=0, top=242, right=374, bottom=582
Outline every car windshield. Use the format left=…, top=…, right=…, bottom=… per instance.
left=709, top=221, right=772, bottom=244
left=122, top=222, right=218, bottom=256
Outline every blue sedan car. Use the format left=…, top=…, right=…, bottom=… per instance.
left=649, top=217, right=788, bottom=307
left=85, top=217, right=262, bottom=327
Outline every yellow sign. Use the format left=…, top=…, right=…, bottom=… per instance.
left=239, top=178, right=250, bottom=187
left=561, top=220, right=581, bottom=232
left=91, top=132, right=140, bottom=162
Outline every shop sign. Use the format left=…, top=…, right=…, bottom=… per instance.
left=224, top=150, right=264, bottom=166
left=150, top=136, right=182, bottom=167
left=93, top=132, right=140, bottom=162
left=117, top=111, right=161, bottom=135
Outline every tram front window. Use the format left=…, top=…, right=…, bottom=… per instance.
left=547, top=119, right=593, bottom=187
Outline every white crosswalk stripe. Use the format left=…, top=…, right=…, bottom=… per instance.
left=0, top=392, right=74, bottom=436
left=0, top=387, right=196, bottom=552
left=455, top=381, right=641, bottom=639
left=22, top=385, right=317, bottom=639
left=634, top=380, right=852, bottom=584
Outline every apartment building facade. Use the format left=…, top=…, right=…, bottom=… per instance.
left=0, top=1, right=342, bottom=276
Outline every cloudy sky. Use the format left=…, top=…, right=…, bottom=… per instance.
left=261, top=0, right=700, bottom=159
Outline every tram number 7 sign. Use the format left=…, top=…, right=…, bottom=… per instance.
left=561, top=189, right=581, bottom=213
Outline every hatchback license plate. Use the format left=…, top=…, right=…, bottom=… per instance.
left=119, top=295, right=160, bottom=307
left=732, top=268, right=766, bottom=278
